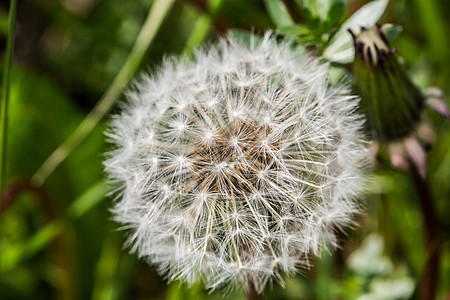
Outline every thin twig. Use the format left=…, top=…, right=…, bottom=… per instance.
left=31, top=0, right=176, bottom=187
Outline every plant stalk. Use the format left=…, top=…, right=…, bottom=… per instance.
left=410, top=165, right=440, bottom=300
left=0, top=0, right=17, bottom=214
left=246, top=279, right=263, bottom=300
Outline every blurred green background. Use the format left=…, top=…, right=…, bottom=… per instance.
left=1, top=0, right=449, bottom=299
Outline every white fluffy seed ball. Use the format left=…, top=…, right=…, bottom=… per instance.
left=104, top=33, right=368, bottom=293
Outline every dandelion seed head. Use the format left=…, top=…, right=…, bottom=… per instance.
left=105, top=33, right=368, bottom=293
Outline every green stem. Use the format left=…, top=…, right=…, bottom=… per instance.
left=316, top=249, right=331, bottom=300
left=31, top=0, right=176, bottom=187
left=0, top=0, right=17, bottom=212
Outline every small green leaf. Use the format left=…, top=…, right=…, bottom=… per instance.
left=323, top=0, right=346, bottom=29
left=277, top=25, right=318, bottom=44
left=277, top=25, right=311, bottom=38
left=302, top=6, right=316, bottom=25
left=263, top=0, right=295, bottom=28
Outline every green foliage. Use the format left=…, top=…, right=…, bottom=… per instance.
left=263, top=0, right=295, bottom=27
left=2, top=0, right=450, bottom=299
left=7, top=69, right=81, bottom=179
left=264, top=0, right=347, bottom=46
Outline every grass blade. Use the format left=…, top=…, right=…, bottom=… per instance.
left=0, top=0, right=17, bottom=211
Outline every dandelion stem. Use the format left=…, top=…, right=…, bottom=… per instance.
left=410, top=164, right=440, bottom=300
left=246, top=279, right=263, bottom=300
left=0, top=0, right=17, bottom=213
left=30, top=0, right=175, bottom=187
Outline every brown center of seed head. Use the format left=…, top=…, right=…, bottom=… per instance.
left=190, top=120, right=281, bottom=196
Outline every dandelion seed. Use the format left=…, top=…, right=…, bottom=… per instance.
left=104, top=32, right=368, bottom=294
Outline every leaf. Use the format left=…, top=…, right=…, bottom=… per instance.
left=263, top=0, right=295, bottom=28
left=300, top=0, right=321, bottom=18
left=323, top=0, right=389, bottom=63
left=277, top=25, right=311, bottom=38
left=302, top=6, right=316, bottom=25
left=299, top=0, right=345, bottom=25
left=323, top=0, right=346, bottom=29
left=277, top=25, right=317, bottom=44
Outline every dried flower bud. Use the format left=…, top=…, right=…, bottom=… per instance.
left=351, top=25, right=425, bottom=141
left=351, top=25, right=449, bottom=178
left=104, top=33, right=368, bottom=293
